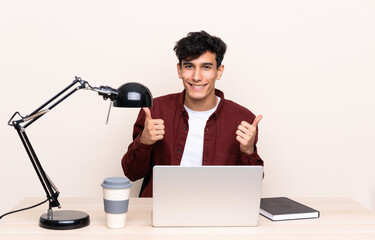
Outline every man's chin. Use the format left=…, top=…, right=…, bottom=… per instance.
left=186, top=92, right=206, bottom=100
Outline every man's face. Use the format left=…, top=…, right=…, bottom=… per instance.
left=177, top=51, right=224, bottom=111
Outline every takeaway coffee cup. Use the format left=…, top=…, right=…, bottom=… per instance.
left=101, top=177, right=132, bottom=228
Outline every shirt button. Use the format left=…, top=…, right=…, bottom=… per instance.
left=178, top=149, right=182, bottom=154
left=183, top=126, right=187, bottom=130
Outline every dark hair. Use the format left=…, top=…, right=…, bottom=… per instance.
left=173, top=31, right=227, bottom=69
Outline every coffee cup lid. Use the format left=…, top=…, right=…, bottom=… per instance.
left=101, top=177, right=132, bottom=189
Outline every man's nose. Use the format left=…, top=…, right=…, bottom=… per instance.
left=192, top=68, right=202, bottom=81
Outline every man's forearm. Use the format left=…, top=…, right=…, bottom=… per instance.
left=121, top=134, right=153, bottom=181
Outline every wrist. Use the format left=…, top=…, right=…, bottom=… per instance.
left=140, top=133, right=149, bottom=145
left=242, top=145, right=255, bottom=155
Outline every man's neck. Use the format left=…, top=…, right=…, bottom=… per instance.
left=184, top=95, right=218, bottom=111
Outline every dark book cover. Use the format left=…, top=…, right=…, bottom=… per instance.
left=260, top=197, right=320, bottom=221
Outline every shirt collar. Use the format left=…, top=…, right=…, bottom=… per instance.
left=178, top=89, right=225, bottom=119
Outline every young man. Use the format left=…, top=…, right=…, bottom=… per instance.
left=121, top=31, right=263, bottom=197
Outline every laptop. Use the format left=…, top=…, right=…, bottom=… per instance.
left=152, top=165, right=263, bottom=227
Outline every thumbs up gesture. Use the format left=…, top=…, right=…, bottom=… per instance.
left=140, top=107, right=165, bottom=145
left=236, top=115, right=263, bottom=154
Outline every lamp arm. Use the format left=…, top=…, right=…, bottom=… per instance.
left=13, top=124, right=61, bottom=209
left=8, top=76, right=114, bottom=211
left=8, top=77, right=88, bottom=128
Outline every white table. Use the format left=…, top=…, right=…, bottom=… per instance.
left=1, top=197, right=375, bottom=240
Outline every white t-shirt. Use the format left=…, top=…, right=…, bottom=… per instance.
left=180, top=97, right=221, bottom=167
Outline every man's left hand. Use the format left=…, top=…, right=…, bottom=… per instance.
left=236, top=115, right=263, bottom=154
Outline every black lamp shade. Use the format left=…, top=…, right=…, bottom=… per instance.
left=113, top=82, right=153, bottom=108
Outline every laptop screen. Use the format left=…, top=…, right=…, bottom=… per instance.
left=152, top=165, right=263, bottom=227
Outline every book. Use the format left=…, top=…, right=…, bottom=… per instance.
left=260, top=197, right=320, bottom=221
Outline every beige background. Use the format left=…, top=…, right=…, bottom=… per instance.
left=1, top=0, right=374, bottom=216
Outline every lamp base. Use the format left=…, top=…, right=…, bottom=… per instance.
left=39, top=210, right=90, bottom=230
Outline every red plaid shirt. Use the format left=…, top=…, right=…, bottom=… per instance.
left=121, top=89, right=263, bottom=197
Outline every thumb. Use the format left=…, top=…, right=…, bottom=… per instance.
left=142, top=107, right=152, bottom=120
left=252, top=114, right=263, bottom=127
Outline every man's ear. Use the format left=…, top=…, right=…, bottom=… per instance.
left=217, top=65, right=224, bottom=80
left=177, top=63, right=182, bottom=79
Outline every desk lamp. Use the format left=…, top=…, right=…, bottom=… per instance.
left=7, top=76, right=152, bottom=230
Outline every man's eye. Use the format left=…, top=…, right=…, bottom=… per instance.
left=203, top=65, right=212, bottom=69
left=184, top=65, right=192, bottom=69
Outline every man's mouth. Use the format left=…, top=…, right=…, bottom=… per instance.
left=189, top=83, right=207, bottom=90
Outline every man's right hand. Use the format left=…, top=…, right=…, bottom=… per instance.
left=140, top=107, right=165, bottom=145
